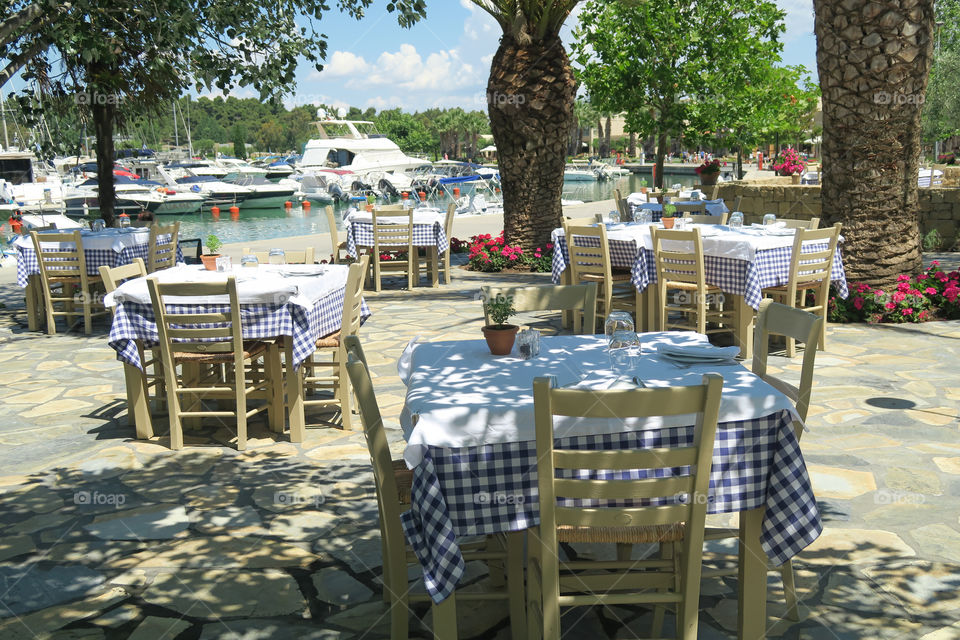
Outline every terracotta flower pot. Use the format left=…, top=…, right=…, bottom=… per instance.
left=699, top=172, right=719, bottom=186
left=662, top=217, right=676, bottom=229
left=201, top=254, right=220, bottom=271
left=791, top=174, right=801, bottom=185
left=482, top=324, right=519, bottom=356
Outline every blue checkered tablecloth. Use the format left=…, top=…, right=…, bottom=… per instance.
left=551, top=230, right=849, bottom=310
left=108, top=290, right=371, bottom=371
left=346, top=221, right=448, bottom=258
left=401, top=409, right=821, bottom=603
left=16, top=236, right=183, bottom=288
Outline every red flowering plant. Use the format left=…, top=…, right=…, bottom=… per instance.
left=827, top=261, right=959, bottom=323
left=695, top=159, right=721, bottom=176
left=526, top=242, right=555, bottom=273
left=450, top=237, right=470, bottom=253
left=773, top=148, right=806, bottom=176
left=467, top=232, right=524, bottom=272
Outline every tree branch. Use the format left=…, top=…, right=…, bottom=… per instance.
left=0, top=37, right=51, bottom=87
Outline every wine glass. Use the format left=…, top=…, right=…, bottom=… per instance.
left=268, top=248, right=286, bottom=265
left=605, top=311, right=634, bottom=346
left=608, top=210, right=620, bottom=224
left=240, top=254, right=259, bottom=268
left=729, top=212, right=744, bottom=230
left=91, top=219, right=105, bottom=232
left=763, top=213, right=777, bottom=226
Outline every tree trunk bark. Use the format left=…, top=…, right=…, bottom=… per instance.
left=92, top=96, right=116, bottom=226
left=487, top=36, right=576, bottom=252
left=814, top=0, right=933, bottom=285
left=629, top=131, right=637, bottom=158
left=654, top=130, right=667, bottom=189
left=604, top=117, right=611, bottom=156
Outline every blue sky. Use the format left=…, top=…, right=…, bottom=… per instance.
left=216, top=0, right=818, bottom=112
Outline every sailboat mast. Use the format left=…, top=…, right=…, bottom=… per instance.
left=1, top=95, right=9, bottom=150
left=173, top=100, right=179, bottom=149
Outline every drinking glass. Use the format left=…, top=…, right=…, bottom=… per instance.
left=729, top=212, right=744, bottom=230
left=91, top=219, right=105, bottom=232
left=763, top=213, right=777, bottom=226
left=241, top=254, right=259, bottom=268
left=268, top=248, right=285, bottom=265
left=608, top=210, right=620, bottom=224
left=118, top=215, right=131, bottom=228
left=607, top=331, right=642, bottom=378
left=604, top=311, right=634, bottom=347
left=638, top=210, right=652, bottom=225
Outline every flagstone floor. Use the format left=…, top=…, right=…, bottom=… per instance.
left=1, top=255, right=960, bottom=639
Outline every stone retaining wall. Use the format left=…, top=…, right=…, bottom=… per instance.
left=711, top=179, right=960, bottom=245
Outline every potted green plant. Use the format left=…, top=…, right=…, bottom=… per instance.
left=201, top=234, right=223, bottom=271
left=662, top=204, right=677, bottom=229
left=639, top=178, right=648, bottom=194
left=481, top=293, right=519, bottom=356
left=695, top=159, right=722, bottom=186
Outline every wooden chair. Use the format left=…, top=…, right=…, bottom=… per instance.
left=480, top=283, right=597, bottom=335
left=564, top=223, right=636, bottom=327
left=673, top=201, right=707, bottom=214
left=146, top=276, right=283, bottom=450
left=651, top=227, right=735, bottom=336
left=613, top=188, right=631, bottom=220
left=325, top=205, right=351, bottom=264
left=240, top=247, right=315, bottom=265
left=343, top=340, right=525, bottom=640
left=731, top=195, right=743, bottom=212
left=147, top=221, right=180, bottom=273
left=302, top=255, right=370, bottom=430
left=688, top=213, right=729, bottom=225
left=563, top=214, right=604, bottom=226
left=703, top=300, right=822, bottom=621
left=100, top=259, right=166, bottom=420
left=422, top=203, right=456, bottom=286
left=371, top=207, right=416, bottom=291
left=779, top=217, right=820, bottom=230
left=30, top=230, right=109, bottom=335
left=528, top=374, right=723, bottom=640
left=761, top=223, right=842, bottom=356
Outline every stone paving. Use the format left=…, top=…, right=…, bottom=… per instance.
left=1, top=251, right=960, bottom=639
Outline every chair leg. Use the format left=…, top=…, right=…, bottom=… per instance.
left=336, top=351, right=353, bottom=430
left=781, top=559, right=800, bottom=621
left=505, top=531, right=526, bottom=640
left=442, top=248, right=451, bottom=285
left=266, top=345, right=284, bottom=433
left=431, top=592, right=457, bottom=640
left=235, top=363, right=247, bottom=451
left=166, top=369, right=183, bottom=451
left=650, top=542, right=672, bottom=637
left=616, top=543, right=632, bottom=561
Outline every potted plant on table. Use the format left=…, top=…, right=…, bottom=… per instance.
left=201, top=234, right=223, bottom=271
left=639, top=178, right=648, bottom=194
left=695, top=159, right=722, bottom=186
left=661, top=204, right=677, bottom=229
left=773, top=148, right=806, bottom=184
left=481, top=293, right=518, bottom=356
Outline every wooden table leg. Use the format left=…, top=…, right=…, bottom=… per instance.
left=738, top=507, right=767, bottom=640
left=733, top=295, right=755, bottom=361
left=123, top=362, right=154, bottom=439
left=285, top=340, right=305, bottom=443
left=430, top=246, right=439, bottom=288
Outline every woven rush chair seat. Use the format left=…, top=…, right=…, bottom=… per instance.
left=173, top=340, right=268, bottom=363
left=557, top=522, right=685, bottom=544
left=315, top=331, right=341, bottom=348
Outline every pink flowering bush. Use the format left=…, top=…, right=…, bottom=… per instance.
left=829, top=261, right=959, bottom=323
left=450, top=237, right=469, bottom=253
left=467, top=232, right=555, bottom=273
left=526, top=242, right=555, bottom=273
left=773, top=148, right=806, bottom=176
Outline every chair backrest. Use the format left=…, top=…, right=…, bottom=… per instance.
left=779, top=217, right=820, bottom=230
left=324, top=205, right=340, bottom=254
left=344, top=347, right=406, bottom=555
left=786, top=223, right=842, bottom=291
left=564, top=215, right=603, bottom=226
left=148, top=221, right=180, bottom=273
left=99, top=258, right=147, bottom=294
left=480, top=283, right=598, bottom=334
left=674, top=202, right=707, bottom=214
left=240, top=247, right=315, bottom=264
left=651, top=227, right=707, bottom=294
left=375, top=204, right=407, bottom=213
left=732, top=195, right=743, bottom=212
left=565, top=224, right=613, bottom=285
left=688, top=213, right=728, bottom=225
left=709, top=184, right=720, bottom=200
left=753, top=299, right=822, bottom=424
left=533, top=373, right=722, bottom=577
left=147, top=276, right=244, bottom=362
left=30, top=230, right=88, bottom=284
left=443, top=203, right=456, bottom=242
left=341, top=255, right=370, bottom=337
left=372, top=207, right=414, bottom=254
left=24, top=224, right=56, bottom=235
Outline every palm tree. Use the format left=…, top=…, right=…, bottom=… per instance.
left=573, top=99, right=598, bottom=157
left=471, top=1, right=579, bottom=251
left=814, top=0, right=935, bottom=285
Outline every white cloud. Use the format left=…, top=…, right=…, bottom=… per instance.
left=778, top=0, right=814, bottom=42
left=322, top=51, right=370, bottom=77
left=345, top=44, right=484, bottom=91
left=461, top=0, right=498, bottom=42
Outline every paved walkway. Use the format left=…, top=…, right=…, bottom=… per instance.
left=1, top=249, right=960, bottom=639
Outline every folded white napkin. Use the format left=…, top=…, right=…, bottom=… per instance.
left=656, top=343, right=740, bottom=361
left=751, top=221, right=786, bottom=230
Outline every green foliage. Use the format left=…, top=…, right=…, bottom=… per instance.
left=205, top=234, right=223, bottom=254
left=483, top=293, right=517, bottom=326
left=923, top=229, right=944, bottom=252
left=231, top=125, right=247, bottom=159
left=662, top=204, right=677, bottom=218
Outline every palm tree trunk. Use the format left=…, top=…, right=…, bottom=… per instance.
left=814, top=0, right=933, bottom=284
left=92, top=96, right=116, bottom=226
left=604, top=117, right=612, bottom=156
left=629, top=131, right=637, bottom=158
left=487, top=35, right=576, bottom=252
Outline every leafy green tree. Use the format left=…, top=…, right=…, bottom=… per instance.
left=194, top=138, right=216, bottom=157
left=256, top=120, right=285, bottom=152
left=573, top=0, right=785, bottom=188
left=1, top=0, right=427, bottom=224
left=231, top=124, right=247, bottom=159
left=375, top=109, right=434, bottom=154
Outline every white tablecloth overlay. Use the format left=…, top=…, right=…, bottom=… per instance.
left=13, top=228, right=149, bottom=253
left=345, top=210, right=445, bottom=226
left=627, top=189, right=704, bottom=205
left=399, top=333, right=801, bottom=468
left=104, top=263, right=349, bottom=309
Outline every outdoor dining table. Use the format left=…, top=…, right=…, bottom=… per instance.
left=13, top=227, right=183, bottom=331
left=397, top=332, right=822, bottom=639
left=104, top=263, right=370, bottom=442
left=551, top=222, right=849, bottom=358
left=344, top=208, right=448, bottom=286
left=628, top=199, right=730, bottom=221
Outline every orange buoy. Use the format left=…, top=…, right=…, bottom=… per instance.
left=453, top=187, right=460, bottom=197
left=229, top=206, right=239, bottom=215
left=402, top=191, right=409, bottom=199
left=418, top=191, right=427, bottom=201
left=302, top=200, right=311, bottom=210
left=210, top=206, right=220, bottom=215
left=284, top=201, right=292, bottom=209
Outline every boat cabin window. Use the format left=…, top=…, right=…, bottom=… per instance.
left=326, top=149, right=356, bottom=168
left=0, top=157, right=34, bottom=185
